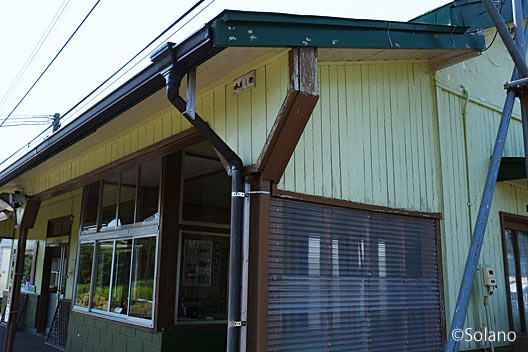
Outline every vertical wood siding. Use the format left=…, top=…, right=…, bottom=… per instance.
left=437, top=86, right=527, bottom=350
left=18, top=51, right=290, bottom=196
left=277, top=60, right=442, bottom=214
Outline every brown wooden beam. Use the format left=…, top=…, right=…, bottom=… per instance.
left=3, top=228, right=28, bottom=352
left=18, top=200, right=40, bottom=230
left=3, top=198, right=41, bottom=351
left=155, top=151, right=183, bottom=330
left=246, top=174, right=271, bottom=352
left=255, top=48, right=319, bottom=183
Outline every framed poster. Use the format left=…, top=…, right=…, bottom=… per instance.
left=182, top=239, right=212, bottom=286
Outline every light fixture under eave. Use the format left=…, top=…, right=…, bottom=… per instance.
left=0, top=198, right=13, bottom=212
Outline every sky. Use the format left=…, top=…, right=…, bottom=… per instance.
left=0, top=0, right=451, bottom=172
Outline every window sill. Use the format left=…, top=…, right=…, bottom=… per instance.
left=72, top=307, right=154, bottom=330
left=175, top=319, right=227, bottom=326
left=79, top=221, right=158, bottom=241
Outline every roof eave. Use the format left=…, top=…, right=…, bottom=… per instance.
left=0, top=10, right=485, bottom=190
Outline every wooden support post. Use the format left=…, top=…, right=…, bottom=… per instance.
left=3, top=199, right=40, bottom=352
left=3, top=228, right=28, bottom=352
left=246, top=175, right=270, bottom=352
left=256, top=47, right=319, bottom=183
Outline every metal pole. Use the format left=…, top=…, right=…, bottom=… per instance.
left=3, top=228, right=28, bottom=352
left=227, top=167, right=243, bottom=352
left=513, top=0, right=526, bottom=55
left=520, top=93, right=528, bottom=188
left=482, top=0, right=528, bottom=77
left=514, top=0, right=528, bottom=190
left=155, top=51, right=246, bottom=351
left=484, top=296, right=495, bottom=352
left=445, top=4, right=528, bottom=351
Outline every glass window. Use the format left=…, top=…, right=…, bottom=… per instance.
left=506, top=230, right=522, bottom=332
left=75, top=243, right=94, bottom=308
left=130, top=237, right=156, bottom=319
left=92, top=241, right=113, bottom=311
left=80, top=158, right=161, bottom=233
left=503, top=224, right=528, bottom=333
left=136, top=160, right=161, bottom=223
left=75, top=157, right=161, bottom=325
left=110, top=240, right=132, bottom=314
left=177, top=233, right=229, bottom=322
left=100, top=174, right=120, bottom=229
left=182, top=153, right=230, bottom=225
left=82, top=182, right=100, bottom=231
left=119, top=167, right=138, bottom=226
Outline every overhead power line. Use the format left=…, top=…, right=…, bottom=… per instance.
left=0, top=0, right=72, bottom=114
left=0, top=0, right=102, bottom=128
left=61, top=0, right=216, bottom=126
left=60, top=0, right=209, bottom=122
left=0, top=0, right=214, bottom=169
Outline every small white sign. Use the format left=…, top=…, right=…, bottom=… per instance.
left=233, top=71, right=256, bottom=95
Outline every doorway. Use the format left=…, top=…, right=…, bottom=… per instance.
left=36, top=244, right=68, bottom=334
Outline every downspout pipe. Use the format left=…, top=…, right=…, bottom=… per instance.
left=152, top=43, right=244, bottom=352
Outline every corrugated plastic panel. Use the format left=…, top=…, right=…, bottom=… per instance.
left=268, top=197, right=442, bottom=351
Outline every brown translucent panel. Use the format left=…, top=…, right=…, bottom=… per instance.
left=118, top=167, right=138, bottom=226
left=182, top=153, right=230, bottom=224
left=82, top=182, right=100, bottom=231
left=136, top=159, right=160, bottom=223
left=75, top=243, right=94, bottom=307
left=100, top=174, right=120, bottom=230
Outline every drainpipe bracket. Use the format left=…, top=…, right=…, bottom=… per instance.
left=228, top=321, right=247, bottom=327
left=231, top=191, right=270, bottom=198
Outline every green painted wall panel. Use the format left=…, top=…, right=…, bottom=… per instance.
left=278, top=60, right=442, bottom=214
left=434, top=27, right=528, bottom=351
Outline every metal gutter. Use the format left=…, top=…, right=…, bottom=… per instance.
left=0, top=9, right=485, bottom=189
left=0, top=26, right=221, bottom=188
left=212, top=10, right=485, bottom=49
left=412, top=0, right=528, bottom=31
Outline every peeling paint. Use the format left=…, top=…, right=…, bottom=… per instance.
left=228, top=36, right=237, bottom=41
left=249, top=35, right=257, bottom=41
left=302, top=40, right=308, bottom=46
left=395, top=43, right=400, bottom=48
left=305, top=37, right=311, bottom=42
left=332, top=39, right=339, bottom=45
left=247, top=29, right=253, bottom=34
left=228, top=25, right=236, bottom=30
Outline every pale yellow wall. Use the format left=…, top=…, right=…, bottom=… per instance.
left=3, top=50, right=290, bottom=197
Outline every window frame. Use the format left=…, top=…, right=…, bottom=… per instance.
left=500, top=211, right=528, bottom=333
left=81, top=161, right=161, bottom=235
left=73, top=159, right=162, bottom=327
left=178, top=150, right=231, bottom=230
left=174, top=230, right=230, bottom=325
left=72, top=232, right=158, bottom=327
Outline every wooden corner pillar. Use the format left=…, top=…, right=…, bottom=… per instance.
left=246, top=175, right=271, bottom=352
left=3, top=199, right=40, bottom=352
left=256, top=47, right=319, bottom=183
